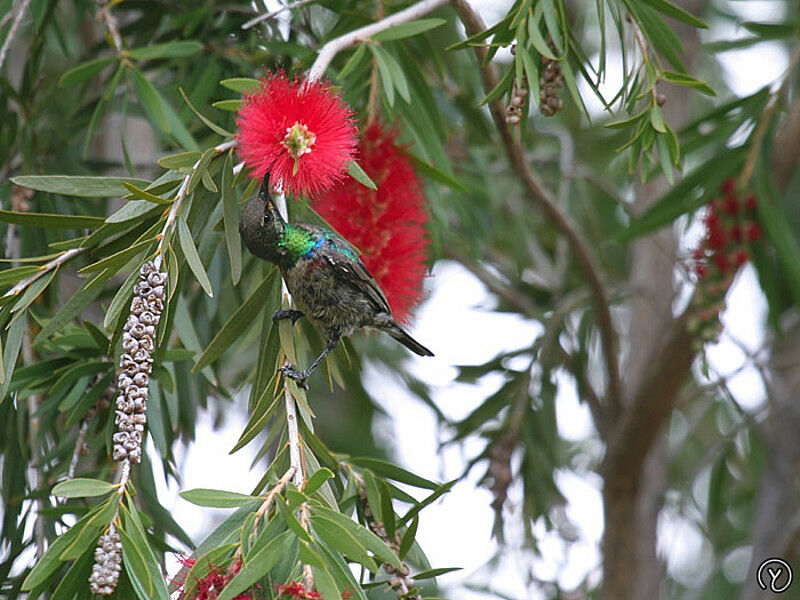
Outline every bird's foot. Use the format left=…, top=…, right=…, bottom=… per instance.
left=273, top=309, right=304, bottom=325
left=279, top=364, right=310, bottom=389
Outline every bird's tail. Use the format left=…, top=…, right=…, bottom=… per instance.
left=387, top=323, right=434, bottom=357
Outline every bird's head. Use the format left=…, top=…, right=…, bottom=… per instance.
left=239, top=173, right=287, bottom=263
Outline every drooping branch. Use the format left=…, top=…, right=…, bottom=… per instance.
left=307, top=0, right=449, bottom=81
left=450, top=0, right=622, bottom=416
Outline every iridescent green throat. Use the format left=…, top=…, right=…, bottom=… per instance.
left=278, top=225, right=317, bottom=264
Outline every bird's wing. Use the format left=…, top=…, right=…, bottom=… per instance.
left=316, top=228, right=392, bottom=314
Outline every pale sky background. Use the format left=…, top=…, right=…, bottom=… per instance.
left=156, top=1, right=788, bottom=599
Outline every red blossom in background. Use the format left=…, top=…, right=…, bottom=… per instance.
left=312, top=122, right=430, bottom=323
left=236, top=72, right=358, bottom=198
left=173, top=555, right=251, bottom=600
left=688, top=179, right=763, bottom=345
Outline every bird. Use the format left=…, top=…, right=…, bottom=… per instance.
left=239, top=174, right=433, bottom=387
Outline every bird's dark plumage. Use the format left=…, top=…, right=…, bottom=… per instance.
left=239, top=175, right=433, bottom=386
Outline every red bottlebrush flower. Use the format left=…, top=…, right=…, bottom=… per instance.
left=745, top=194, right=757, bottom=212
left=312, top=122, right=430, bottom=323
left=722, top=196, right=740, bottom=215
left=714, top=253, right=730, bottom=273
left=707, top=222, right=726, bottom=250
left=734, top=250, right=749, bottom=266
left=720, top=179, right=736, bottom=195
left=174, top=556, right=251, bottom=600
left=236, top=72, right=358, bottom=199
left=730, top=224, right=742, bottom=242
left=746, top=223, right=762, bottom=242
left=277, top=582, right=321, bottom=599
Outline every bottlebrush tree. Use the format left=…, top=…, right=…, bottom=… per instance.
left=2, top=1, right=800, bottom=600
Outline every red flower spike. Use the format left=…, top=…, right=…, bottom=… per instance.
left=746, top=223, right=762, bottom=242
left=707, top=223, right=726, bottom=251
left=714, top=253, right=730, bottom=273
left=745, top=194, right=757, bottom=211
left=730, top=224, right=742, bottom=242
left=277, top=582, right=322, bottom=599
left=312, top=122, right=430, bottom=323
left=237, top=72, right=358, bottom=198
left=720, top=179, right=736, bottom=195
left=722, top=196, right=740, bottom=215
left=734, top=250, right=749, bottom=266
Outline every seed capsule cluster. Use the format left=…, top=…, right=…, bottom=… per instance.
left=689, top=179, right=762, bottom=346
left=358, top=488, right=420, bottom=600
left=505, top=84, right=529, bottom=125
left=89, top=524, right=122, bottom=596
left=539, top=40, right=565, bottom=117
left=113, top=261, right=166, bottom=464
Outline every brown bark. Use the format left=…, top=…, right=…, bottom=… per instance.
left=601, top=2, right=706, bottom=598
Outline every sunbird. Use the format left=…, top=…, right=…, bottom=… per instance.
left=239, top=175, right=433, bottom=387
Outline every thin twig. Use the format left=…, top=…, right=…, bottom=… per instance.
left=254, top=466, right=297, bottom=523
left=96, top=0, right=123, bottom=54
left=242, top=0, right=318, bottom=30
left=0, top=0, right=31, bottom=73
left=1, top=246, right=85, bottom=300
left=451, top=0, right=623, bottom=415
left=153, top=139, right=237, bottom=270
left=307, top=0, right=449, bottom=81
left=68, top=421, right=91, bottom=479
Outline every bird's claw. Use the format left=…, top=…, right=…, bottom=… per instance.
left=279, top=364, right=309, bottom=390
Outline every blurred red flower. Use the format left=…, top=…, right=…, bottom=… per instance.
left=312, top=122, right=430, bottom=323
left=236, top=72, right=357, bottom=198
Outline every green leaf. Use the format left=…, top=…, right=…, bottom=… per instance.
left=310, top=506, right=402, bottom=569
left=640, top=0, right=707, bottom=28
left=193, top=269, right=278, bottom=372
left=119, top=527, right=153, bottom=598
left=311, top=564, right=341, bottom=600
left=661, top=70, right=715, bottom=96
left=351, top=457, right=439, bottom=489
left=656, top=133, right=674, bottom=184
left=369, top=45, right=395, bottom=106
left=52, top=478, right=115, bottom=498
left=398, top=515, right=418, bottom=559
left=218, top=532, right=293, bottom=600
left=0, top=210, right=104, bottom=229
left=11, top=175, right=150, bottom=197
left=337, top=43, right=368, bottom=81
left=106, top=199, right=162, bottom=223
left=311, top=515, right=378, bottom=572
left=211, top=99, right=243, bottom=111
left=123, top=182, right=173, bottom=204
left=305, top=468, right=334, bottom=496
left=220, top=77, right=261, bottom=94
left=177, top=217, right=214, bottom=297
left=413, top=566, right=462, bottom=580
left=179, top=488, right=261, bottom=508
left=346, top=160, right=377, bottom=190
left=128, top=40, right=204, bottom=60
left=373, top=18, right=446, bottom=42
left=158, top=151, right=201, bottom=169
left=650, top=106, right=666, bottom=133
left=129, top=66, right=171, bottom=133
left=221, top=152, right=242, bottom=284
left=59, top=56, right=115, bottom=87
left=179, top=87, right=233, bottom=137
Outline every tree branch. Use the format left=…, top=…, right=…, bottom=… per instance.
left=450, top=0, right=622, bottom=414
left=0, top=0, right=31, bottom=73
left=307, top=0, right=449, bottom=81
left=242, top=0, right=318, bottom=30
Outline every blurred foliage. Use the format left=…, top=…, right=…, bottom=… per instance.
left=1, top=0, right=800, bottom=599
